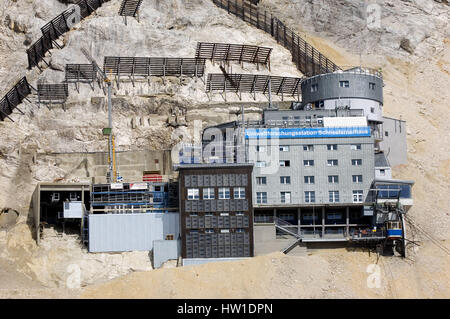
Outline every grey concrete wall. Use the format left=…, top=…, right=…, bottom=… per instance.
left=301, top=72, right=384, bottom=106
left=36, top=149, right=174, bottom=183
left=249, top=136, right=375, bottom=206
left=379, top=117, right=408, bottom=166
left=375, top=167, right=392, bottom=179
left=253, top=224, right=307, bottom=256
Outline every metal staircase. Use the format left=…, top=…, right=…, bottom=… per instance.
left=274, top=217, right=303, bottom=254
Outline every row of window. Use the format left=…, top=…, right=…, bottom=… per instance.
left=256, top=159, right=363, bottom=167
left=187, top=187, right=246, bottom=200
left=189, top=228, right=246, bottom=233
left=266, top=211, right=362, bottom=221
left=257, top=175, right=363, bottom=185
left=310, top=81, right=376, bottom=92
left=256, top=190, right=364, bottom=204
left=256, top=144, right=362, bottom=152
left=189, top=212, right=246, bottom=216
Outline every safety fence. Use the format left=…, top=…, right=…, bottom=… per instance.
left=27, top=0, right=110, bottom=69
left=206, top=73, right=303, bottom=100
left=211, top=0, right=341, bottom=76
left=0, top=77, right=33, bottom=122
left=195, top=42, right=272, bottom=69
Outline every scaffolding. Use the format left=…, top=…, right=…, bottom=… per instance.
left=90, top=182, right=177, bottom=214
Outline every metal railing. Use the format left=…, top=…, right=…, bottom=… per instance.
left=339, top=66, right=383, bottom=79
left=351, top=228, right=385, bottom=240
left=274, top=217, right=301, bottom=238
left=211, top=0, right=340, bottom=76
left=254, top=214, right=274, bottom=223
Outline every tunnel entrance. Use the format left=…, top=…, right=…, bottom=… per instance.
left=32, top=183, right=91, bottom=244
left=39, top=190, right=90, bottom=233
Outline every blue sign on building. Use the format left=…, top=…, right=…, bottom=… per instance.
left=245, top=127, right=371, bottom=139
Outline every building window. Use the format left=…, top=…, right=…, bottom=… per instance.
left=203, top=188, right=215, bottom=200
left=385, top=131, right=389, bottom=137
left=255, top=161, right=266, bottom=167
left=280, top=160, right=290, bottom=167
left=187, top=188, right=199, bottom=200
left=370, top=107, right=375, bottom=113
left=233, top=187, right=246, bottom=199
left=353, top=175, right=363, bottom=183
left=328, top=212, right=342, bottom=220
left=327, top=159, right=338, bottom=166
left=329, top=191, right=340, bottom=203
left=256, top=146, right=265, bottom=152
left=305, top=191, right=316, bottom=203
left=380, top=169, right=386, bottom=176
left=280, top=176, right=291, bottom=184
left=353, top=190, right=364, bottom=203
left=304, top=176, right=315, bottom=184
left=218, top=187, right=230, bottom=199
left=303, top=145, right=314, bottom=151
left=205, top=229, right=214, bottom=234
left=328, top=175, right=339, bottom=184
left=256, top=177, right=267, bottom=185
left=256, top=192, right=267, bottom=204
left=281, top=192, right=291, bottom=204
left=236, top=228, right=245, bottom=233
left=351, top=144, right=362, bottom=150
left=279, top=145, right=290, bottom=152
left=303, top=213, right=318, bottom=221
left=339, top=80, right=350, bottom=88
left=304, top=160, right=314, bottom=167
left=327, top=144, right=338, bottom=151
left=352, top=159, right=363, bottom=166
left=311, top=84, right=318, bottom=92
left=369, top=82, right=376, bottom=90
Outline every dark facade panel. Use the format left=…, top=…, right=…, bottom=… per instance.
left=177, top=164, right=254, bottom=259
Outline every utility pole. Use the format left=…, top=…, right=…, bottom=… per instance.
left=268, top=77, right=273, bottom=109
left=106, top=79, right=114, bottom=183
left=81, top=47, right=117, bottom=183
left=240, top=102, right=246, bottom=163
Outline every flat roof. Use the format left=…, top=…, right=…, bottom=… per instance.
left=37, top=182, right=91, bottom=191
left=174, top=163, right=253, bottom=170
left=374, top=178, right=415, bottom=185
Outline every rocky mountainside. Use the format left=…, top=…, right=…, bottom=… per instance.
left=0, top=0, right=449, bottom=297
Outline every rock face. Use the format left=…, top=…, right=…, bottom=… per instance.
left=258, top=0, right=449, bottom=59
left=0, top=0, right=449, bottom=296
